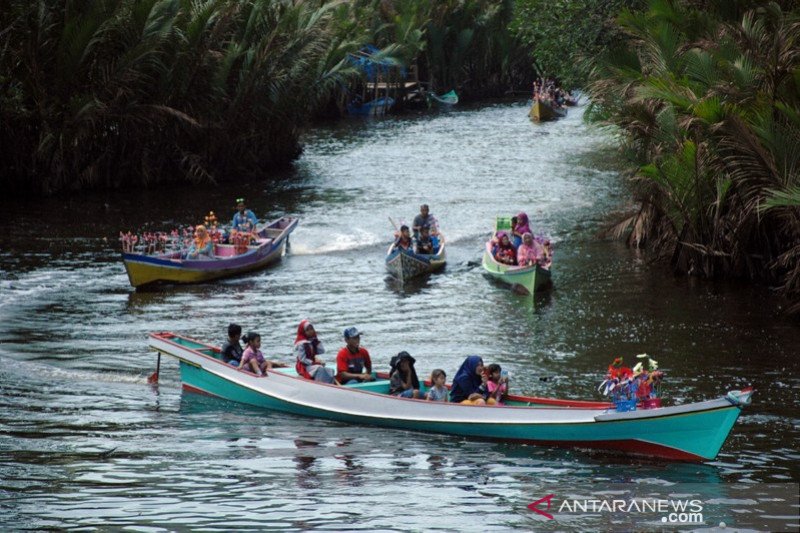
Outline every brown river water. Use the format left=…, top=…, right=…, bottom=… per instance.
left=0, top=101, right=798, bottom=531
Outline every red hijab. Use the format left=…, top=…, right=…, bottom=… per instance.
left=295, top=319, right=313, bottom=345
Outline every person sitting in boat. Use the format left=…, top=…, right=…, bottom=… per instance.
left=389, top=351, right=420, bottom=399
left=512, top=211, right=532, bottom=248
left=185, top=225, right=214, bottom=259
left=336, top=327, right=374, bottom=384
left=294, top=319, right=336, bottom=383
left=449, top=356, right=487, bottom=405
left=240, top=332, right=272, bottom=376
left=415, top=225, right=434, bottom=255
left=231, top=197, right=259, bottom=233
left=485, top=364, right=509, bottom=406
left=516, top=232, right=544, bottom=267
left=221, top=323, right=244, bottom=366
left=540, top=239, right=552, bottom=269
left=492, top=231, right=517, bottom=265
left=412, top=204, right=437, bottom=238
left=425, top=369, right=448, bottom=402
left=392, top=225, right=414, bottom=252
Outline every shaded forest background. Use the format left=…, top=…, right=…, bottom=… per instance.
left=1, top=0, right=798, bottom=309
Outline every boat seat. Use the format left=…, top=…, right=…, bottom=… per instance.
left=272, top=367, right=391, bottom=393
left=214, top=244, right=238, bottom=257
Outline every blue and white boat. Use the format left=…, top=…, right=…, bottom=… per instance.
left=148, top=332, right=753, bottom=462
left=385, top=234, right=446, bottom=282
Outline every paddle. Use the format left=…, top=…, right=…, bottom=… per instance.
left=148, top=352, right=161, bottom=384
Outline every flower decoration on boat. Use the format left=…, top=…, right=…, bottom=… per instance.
left=599, top=354, right=664, bottom=411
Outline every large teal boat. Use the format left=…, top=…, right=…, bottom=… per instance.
left=149, top=332, right=753, bottom=462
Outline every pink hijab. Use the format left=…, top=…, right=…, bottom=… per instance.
left=515, top=212, right=531, bottom=235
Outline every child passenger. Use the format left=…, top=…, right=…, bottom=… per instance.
left=485, top=364, right=509, bottom=406
left=221, top=323, right=243, bottom=366
left=240, top=332, right=272, bottom=376
left=389, top=351, right=421, bottom=399
left=425, top=369, right=448, bottom=401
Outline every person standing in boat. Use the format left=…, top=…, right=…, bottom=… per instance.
left=449, top=356, right=488, bottom=405
left=389, top=351, right=420, bottom=399
left=221, top=323, right=244, bottom=366
left=185, top=225, right=214, bottom=259
left=231, top=197, right=259, bottom=232
left=336, top=327, right=374, bottom=384
left=412, top=204, right=437, bottom=238
left=294, top=320, right=336, bottom=383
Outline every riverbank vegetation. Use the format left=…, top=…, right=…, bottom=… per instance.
left=1, top=0, right=537, bottom=195
left=586, top=0, right=800, bottom=309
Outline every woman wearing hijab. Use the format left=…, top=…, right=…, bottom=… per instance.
left=516, top=232, right=543, bottom=266
left=186, top=225, right=214, bottom=259
left=449, top=356, right=487, bottom=405
left=294, top=320, right=336, bottom=383
left=389, top=351, right=421, bottom=398
left=512, top=212, right=532, bottom=248
left=492, top=231, right=517, bottom=265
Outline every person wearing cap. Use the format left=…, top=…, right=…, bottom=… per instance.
left=389, top=351, right=421, bottom=399
left=336, top=327, right=374, bottom=384
left=231, top=198, right=259, bottom=232
left=221, top=323, right=243, bottom=366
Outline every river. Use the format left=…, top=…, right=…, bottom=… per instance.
left=0, top=101, right=798, bottom=531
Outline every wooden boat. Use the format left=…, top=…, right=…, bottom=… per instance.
left=482, top=241, right=551, bottom=295
left=122, top=216, right=298, bottom=289
left=529, top=98, right=567, bottom=122
left=347, top=96, right=395, bottom=116
left=427, top=89, right=459, bottom=106
left=385, top=235, right=446, bottom=281
left=148, top=332, right=754, bottom=462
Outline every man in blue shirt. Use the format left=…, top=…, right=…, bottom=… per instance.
left=231, top=197, right=259, bottom=232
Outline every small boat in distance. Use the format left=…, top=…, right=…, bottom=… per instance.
left=427, top=89, right=459, bottom=106
left=386, top=234, right=446, bottom=282
left=347, top=96, right=395, bottom=117
left=148, top=331, right=754, bottom=462
left=122, top=216, right=297, bottom=289
left=529, top=98, right=567, bottom=122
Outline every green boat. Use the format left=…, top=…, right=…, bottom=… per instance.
left=482, top=242, right=552, bottom=295
left=482, top=216, right=552, bottom=295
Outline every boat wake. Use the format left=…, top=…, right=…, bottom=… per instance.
left=289, top=230, right=384, bottom=255
left=0, top=353, right=156, bottom=385
left=0, top=266, right=123, bottom=312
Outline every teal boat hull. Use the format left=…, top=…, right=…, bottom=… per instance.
left=151, top=332, right=752, bottom=462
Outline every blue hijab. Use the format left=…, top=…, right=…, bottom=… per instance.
left=449, top=356, right=484, bottom=402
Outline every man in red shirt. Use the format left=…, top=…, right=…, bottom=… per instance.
left=336, top=327, right=374, bottom=384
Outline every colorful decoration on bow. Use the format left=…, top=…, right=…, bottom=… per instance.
left=598, top=354, right=664, bottom=404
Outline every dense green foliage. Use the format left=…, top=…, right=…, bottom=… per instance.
left=0, top=0, right=532, bottom=194
left=587, top=0, right=800, bottom=309
left=512, top=0, right=643, bottom=86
